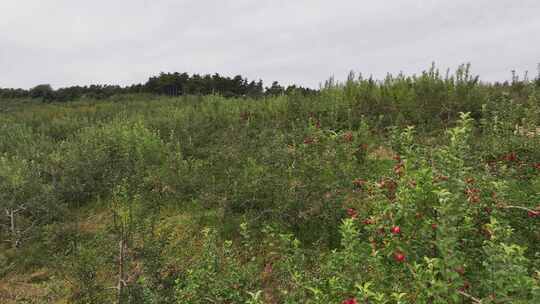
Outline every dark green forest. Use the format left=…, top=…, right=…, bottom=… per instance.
left=0, top=72, right=316, bottom=102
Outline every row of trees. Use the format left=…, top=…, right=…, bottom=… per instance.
left=0, top=72, right=318, bottom=102
left=2, top=65, right=538, bottom=103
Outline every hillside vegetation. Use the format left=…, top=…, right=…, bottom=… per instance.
left=1, top=65, right=539, bottom=303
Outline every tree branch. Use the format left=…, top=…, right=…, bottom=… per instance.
left=21, top=221, right=36, bottom=234
left=12, top=205, right=27, bottom=214
left=499, top=204, right=536, bottom=212
left=457, top=290, right=482, bottom=303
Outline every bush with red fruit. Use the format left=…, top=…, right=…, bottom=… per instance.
left=271, top=114, right=540, bottom=303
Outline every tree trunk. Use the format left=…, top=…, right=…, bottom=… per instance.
left=117, top=238, right=125, bottom=304
left=6, top=209, right=18, bottom=249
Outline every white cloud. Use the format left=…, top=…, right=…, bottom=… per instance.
left=0, top=0, right=538, bottom=89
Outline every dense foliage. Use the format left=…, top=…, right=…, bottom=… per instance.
left=0, top=72, right=316, bottom=102
left=0, top=65, right=539, bottom=303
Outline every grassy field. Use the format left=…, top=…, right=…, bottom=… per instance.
left=1, top=69, right=539, bottom=303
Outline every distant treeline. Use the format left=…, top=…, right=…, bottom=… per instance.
left=0, top=72, right=318, bottom=102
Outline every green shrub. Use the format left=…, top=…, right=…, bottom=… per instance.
left=174, top=229, right=260, bottom=303
left=0, top=155, right=58, bottom=253
left=55, top=120, right=168, bottom=205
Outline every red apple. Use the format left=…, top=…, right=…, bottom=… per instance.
left=394, top=251, right=406, bottom=262
left=528, top=210, right=539, bottom=218
left=343, top=132, right=353, bottom=142
left=346, top=208, right=358, bottom=219
left=342, top=298, right=358, bottom=304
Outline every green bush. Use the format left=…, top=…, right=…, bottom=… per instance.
left=54, top=120, right=168, bottom=205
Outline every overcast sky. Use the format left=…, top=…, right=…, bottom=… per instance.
left=1, top=0, right=539, bottom=89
